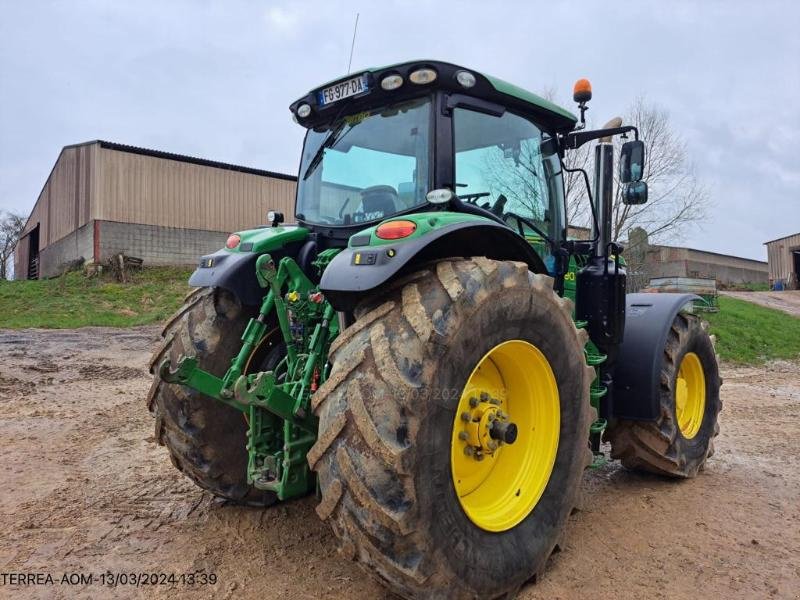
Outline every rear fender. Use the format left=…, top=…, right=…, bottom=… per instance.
left=188, top=226, right=309, bottom=306
left=612, top=292, right=700, bottom=420
left=320, top=219, right=546, bottom=311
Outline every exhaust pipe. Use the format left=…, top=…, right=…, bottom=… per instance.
left=593, top=117, right=622, bottom=257
left=578, top=116, right=626, bottom=353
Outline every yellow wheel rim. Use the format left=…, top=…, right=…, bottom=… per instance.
left=450, top=340, right=560, bottom=532
left=675, top=352, right=706, bottom=439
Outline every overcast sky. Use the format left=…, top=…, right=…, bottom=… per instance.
left=1, top=0, right=798, bottom=260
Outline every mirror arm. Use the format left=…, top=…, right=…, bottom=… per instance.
left=561, top=162, right=601, bottom=247
left=561, top=125, right=639, bottom=151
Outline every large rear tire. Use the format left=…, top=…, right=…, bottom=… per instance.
left=146, top=287, right=278, bottom=506
left=605, top=312, right=722, bottom=477
left=309, top=259, right=595, bottom=599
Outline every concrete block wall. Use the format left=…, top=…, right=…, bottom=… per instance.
left=39, top=222, right=95, bottom=278
left=684, top=260, right=768, bottom=285
left=645, top=260, right=687, bottom=280
left=644, top=259, right=769, bottom=286
left=97, top=221, right=228, bottom=266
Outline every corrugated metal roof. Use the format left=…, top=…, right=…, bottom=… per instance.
left=655, top=243, right=767, bottom=265
left=764, top=231, right=800, bottom=245
left=65, top=140, right=297, bottom=182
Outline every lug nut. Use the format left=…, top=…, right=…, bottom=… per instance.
left=480, top=392, right=489, bottom=402
left=458, top=431, right=469, bottom=441
left=469, top=397, right=479, bottom=408
left=475, top=452, right=484, bottom=461
left=489, top=398, right=500, bottom=405
left=488, top=440, right=498, bottom=451
left=487, top=412, right=496, bottom=422
left=464, top=446, right=475, bottom=457
left=461, top=412, right=471, bottom=422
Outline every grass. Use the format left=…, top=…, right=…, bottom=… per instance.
left=0, top=267, right=193, bottom=329
left=704, top=295, right=800, bottom=364
left=2, top=268, right=799, bottom=365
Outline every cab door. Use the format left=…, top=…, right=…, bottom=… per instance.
left=452, top=107, right=565, bottom=274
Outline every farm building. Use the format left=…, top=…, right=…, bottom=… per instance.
left=625, top=228, right=768, bottom=291
left=764, top=232, right=800, bottom=290
left=13, top=141, right=296, bottom=279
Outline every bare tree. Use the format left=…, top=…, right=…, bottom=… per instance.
left=562, top=141, right=594, bottom=227
left=610, top=97, right=709, bottom=244
left=482, top=139, right=549, bottom=222
left=1, top=211, right=26, bottom=280
left=541, top=89, right=709, bottom=244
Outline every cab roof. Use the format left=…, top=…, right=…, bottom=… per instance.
left=290, top=59, right=578, bottom=132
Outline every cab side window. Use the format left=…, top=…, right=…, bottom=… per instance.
left=453, top=108, right=557, bottom=239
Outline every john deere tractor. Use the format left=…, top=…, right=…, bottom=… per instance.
left=148, top=60, right=721, bottom=599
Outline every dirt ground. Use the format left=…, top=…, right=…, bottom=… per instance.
left=721, top=290, right=800, bottom=317
left=1, top=327, right=798, bottom=600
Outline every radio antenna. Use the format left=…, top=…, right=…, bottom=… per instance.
left=347, top=13, right=359, bottom=74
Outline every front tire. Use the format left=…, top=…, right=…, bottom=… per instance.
left=309, top=259, right=595, bottom=599
left=605, top=312, right=722, bottom=477
left=146, top=288, right=278, bottom=506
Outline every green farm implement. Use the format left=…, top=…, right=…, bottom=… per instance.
left=147, top=61, right=721, bottom=599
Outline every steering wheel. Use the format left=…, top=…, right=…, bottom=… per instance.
left=490, top=194, right=508, bottom=216
left=459, top=192, right=491, bottom=205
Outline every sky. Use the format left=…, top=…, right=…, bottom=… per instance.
left=1, top=0, right=798, bottom=260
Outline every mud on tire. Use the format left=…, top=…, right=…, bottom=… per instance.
left=309, top=259, right=596, bottom=599
left=146, top=288, right=276, bottom=506
left=605, top=312, right=722, bottom=478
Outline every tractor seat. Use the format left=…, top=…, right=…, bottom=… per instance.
left=361, top=185, right=398, bottom=219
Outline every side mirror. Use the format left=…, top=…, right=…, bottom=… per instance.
left=620, top=140, right=645, bottom=183
left=622, top=181, right=648, bottom=205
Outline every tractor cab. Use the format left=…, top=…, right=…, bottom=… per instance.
left=290, top=60, right=576, bottom=255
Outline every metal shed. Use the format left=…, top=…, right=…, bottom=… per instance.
left=14, top=141, right=296, bottom=279
left=765, top=232, right=800, bottom=290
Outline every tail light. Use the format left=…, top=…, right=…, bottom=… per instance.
left=376, top=220, right=417, bottom=240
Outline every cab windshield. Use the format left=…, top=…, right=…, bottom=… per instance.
left=296, top=97, right=431, bottom=226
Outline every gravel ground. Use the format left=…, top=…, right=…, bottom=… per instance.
left=0, top=326, right=798, bottom=599
left=720, top=290, right=800, bottom=317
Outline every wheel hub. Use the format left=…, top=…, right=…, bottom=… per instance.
left=457, top=394, right=518, bottom=460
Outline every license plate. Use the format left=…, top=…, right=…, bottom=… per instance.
left=317, top=74, right=369, bottom=106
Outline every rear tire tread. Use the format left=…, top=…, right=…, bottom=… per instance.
left=310, top=259, right=595, bottom=599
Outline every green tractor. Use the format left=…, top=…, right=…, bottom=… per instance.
left=148, top=60, right=721, bottom=599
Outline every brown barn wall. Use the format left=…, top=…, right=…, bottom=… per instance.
left=765, top=233, right=800, bottom=283
left=92, top=147, right=296, bottom=233
left=18, top=145, right=93, bottom=250
left=14, top=140, right=296, bottom=279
